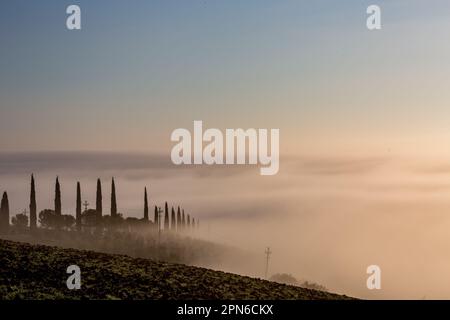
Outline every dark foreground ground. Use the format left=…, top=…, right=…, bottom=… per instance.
left=0, top=239, right=351, bottom=300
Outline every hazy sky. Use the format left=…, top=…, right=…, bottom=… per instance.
left=2, top=0, right=450, bottom=155
left=3, top=1, right=450, bottom=299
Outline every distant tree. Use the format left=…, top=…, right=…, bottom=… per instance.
left=125, top=217, right=140, bottom=230
left=182, top=209, right=186, bottom=228
left=192, top=218, right=195, bottom=231
left=76, top=182, right=82, bottom=231
left=164, top=202, right=169, bottom=230
left=154, top=205, right=158, bottom=225
left=269, top=273, right=298, bottom=286
left=171, top=207, right=176, bottom=230
left=81, top=209, right=98, bottom=228
left=38, top=209, right=57, bottom=229
left=115, top=213, right=124, bottom=223
left=103, top=212, right=124, bottom=229
left=29, top=174, right=37, bottom=230
left=11, top=213, right=28, bottom=230
left=54, top=177, right=61, bottom=228
left=0, top=192, right=10, bottom=232
left=61, top=214, right=75, bottom=230
left=144, top=187, right=149, bottom=221
left=300, top=281, right=327, bottom=292
left=187, top=214, right=191, bottom=229
left=111, top=178, right=117, bottom=217
left=96, top=178, right=102, bottom=223
left=101, top=214, right=112, bottom=228
left=269, top=273, right=327, bottom=292
left=177, top=206, right=181, bottom=231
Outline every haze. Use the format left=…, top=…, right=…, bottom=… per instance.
left=3, top=0, right=450, bottom=299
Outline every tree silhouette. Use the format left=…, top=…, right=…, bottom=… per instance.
left=0, top=173, right=197, bottom=236
left=55, top=177, right=61, bottom=228
left=182, top=209, right=186, bottom=228
left=61, top=214, right=75, bottom=230
left=177, top=206, right=181, bottom=231
left=38, top=209, right=57, bottom=229
left=144, top=187, right=149, bottom=221
left=154, top=205, right=158, bottom=225
left=0, top=192, right=9, bottom=232
left=164, top=202, right=169, bottom=230
left=171, top=207, right=176, bottom=230
left=12, top=213, right=28, bottom=230
left=76, top=182, right=82, bottom=231
left=96, top=178, right=102, bottom=224
left=111, top=178, right=117, bottom=217
left=269, top=273, right=298, bottom=286
left=81, top=209, right=98, bottom=228
left=29, top=174, right=37, bottom=230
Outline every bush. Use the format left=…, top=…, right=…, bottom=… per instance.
left=11, top=214, right=28, bottom=230
left=270, top=273, right=327, bottom=292
left=38, top=209, right=57, bottom=229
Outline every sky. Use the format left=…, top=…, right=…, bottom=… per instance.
left=3, top=0, right=450, bottom=299
left=2, top=0, right=450, bottom=154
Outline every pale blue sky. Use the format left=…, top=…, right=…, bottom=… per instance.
left=2, top=0, right=450, bottom=154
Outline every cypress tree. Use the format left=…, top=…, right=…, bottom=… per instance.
left=187, top=214, right=191, bottom=229
left=0, top=192, right=9, bottom=232
left=76, top=182, right=82, bottom=232
left=144, top=187, right=149, bottom=221
left=164, top=202, right=169, bottom=230
left=96, top=178, right=102, bottom=222
left=182, top=209, right=186, bottom=228
left=55, top=177, right=61, bottom=228
left=177, top=206, right=181, bottom=231
left=111, top=178, right=117, bottom=217
left=171, top=207, right=176, bottom=230
left=29, top=174, right=37, bottom=230
left=154, top=205, right=158, bottom=225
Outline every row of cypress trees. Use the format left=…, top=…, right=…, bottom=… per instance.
left=0, top=175, right=199, bottom=233
left=153, top=201, right=198, bottom=232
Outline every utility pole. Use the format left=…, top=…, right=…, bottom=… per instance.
left=264, top=247, right=272, bottom=280
left=83, top=200, right=89, bottom=212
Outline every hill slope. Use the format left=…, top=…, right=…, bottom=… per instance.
left=0, top=239, right=351, bottom=300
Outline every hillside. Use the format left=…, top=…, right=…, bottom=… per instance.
left=0, top=239, right=351, bottom=300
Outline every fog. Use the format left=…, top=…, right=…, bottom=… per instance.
left=2, top=151, right=450, bottom=299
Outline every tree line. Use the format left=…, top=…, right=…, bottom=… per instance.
left=0, top=175, right=200, bottom=234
